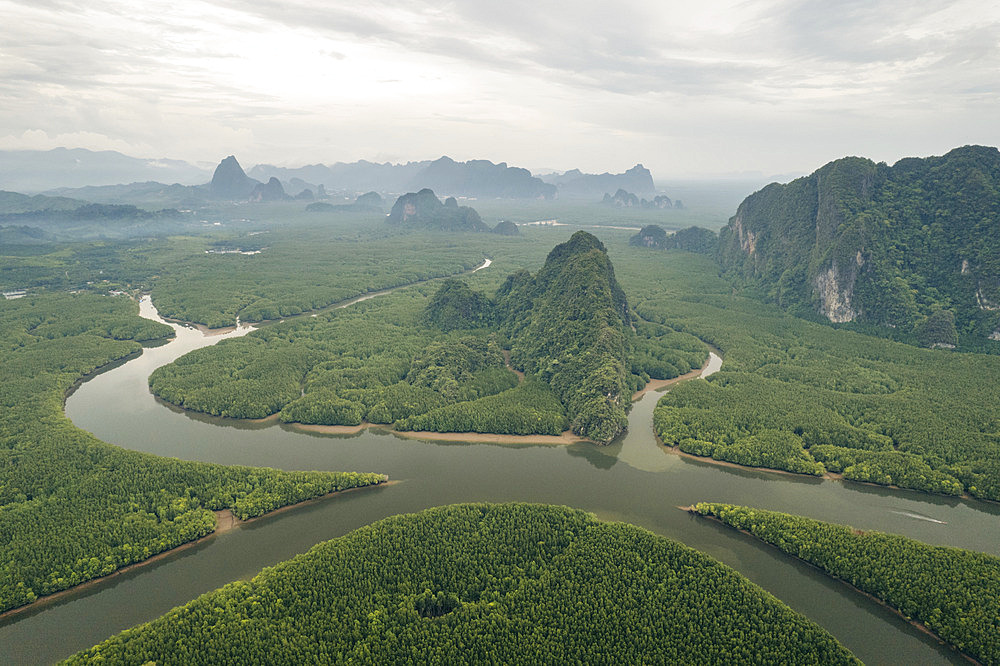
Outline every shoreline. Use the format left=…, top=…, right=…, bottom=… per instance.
left=683, top=507, right=982, bottom=666
left=661, top=439, right=988, bottom=504
left=393, top=429, right=587, bottom=445
left=61, top=329, right=176, bottom=407
left=0, top=480, right=393, bottom=621
left=631, top=354, right=714, bottom=401
left=291, top=349, right=723, bottom=445
left=290, top=421, right=590, bottom=445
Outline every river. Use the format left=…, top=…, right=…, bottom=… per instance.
left=2, top=295, right=998, bottom=664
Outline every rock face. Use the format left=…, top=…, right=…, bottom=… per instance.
left=250, top=177, right=289, bottom=202
left=209, top=156, right=259, bottom=200
left=547, top=165, right=656, bottom=198
left=814, top=264, right=858, bottom=323
left=718, top=145, right=1000, bottom=338
left=386, top=189, right=489, bottom=232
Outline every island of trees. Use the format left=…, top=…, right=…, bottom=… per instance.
left=69, top=503, right=859, bottom=665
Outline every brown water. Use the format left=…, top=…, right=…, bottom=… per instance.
left=2, top=299, right=997, bottom=664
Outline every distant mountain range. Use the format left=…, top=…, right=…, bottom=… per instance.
left=603, top=188, right=681, bottom=210
left=541, top=164, right=656, bottom=198
left=0, top=148, right=663, bottom=204
left=250, top=156, right=555, bottom=199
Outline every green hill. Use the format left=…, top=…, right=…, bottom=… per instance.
left=719, top=145, right=1000, bottom=343
left=496, top=231, right=635, bottom=442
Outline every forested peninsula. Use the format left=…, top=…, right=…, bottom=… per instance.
left=694, top=503, right=1000, bottom=665
left=0, top=293, right=386, bottom=614
left=68, top=503, right=859, bottom=665
left=640, top=250, right=1000, bottom=500
left=149, top=231, right=708, bottom=444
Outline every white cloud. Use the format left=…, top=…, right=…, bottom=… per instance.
left=0, top=0, right=997, bottom=177
left=0, top=129, right=155, bottom=155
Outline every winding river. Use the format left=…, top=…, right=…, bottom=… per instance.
left=3, top=288, right=999, bottom=664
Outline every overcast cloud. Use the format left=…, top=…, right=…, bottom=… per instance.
left=0, top=0, right=997, bottom=177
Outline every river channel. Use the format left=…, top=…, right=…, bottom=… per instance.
left=3, top=292, right=999, bottom=664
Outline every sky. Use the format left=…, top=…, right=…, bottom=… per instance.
left=1, top=0, right=998, bottom=178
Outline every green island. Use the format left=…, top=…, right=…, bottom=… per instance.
left=67, top=503, right=859, bottom=665
left=693, top=503, right=1000, bottom=665
left=0, top=290, right=385, bottom=614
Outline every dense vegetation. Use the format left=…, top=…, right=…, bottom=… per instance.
left=423, top=278, right=495, bottom=330
left=68, top=503, right=858, bottom=665
left=491, top=219, right=519, bottom=235
left=149, top=232, right=707, bottom=443
left=665, top=225, right=719, bottom=254
left=152, top=227, right=497, bottom=328
left=640, top=250, right=1000, bottom=499
left=628, top=224, right=668, bottom=247
left=719, top=145, right=1000, bottom=341
left=495, top=232, right=638, bottom=442
left=0, top=206, right=508, bottom=329
left=149, top=280, right=542, bottom=430
left=695, top=503, right=1000, bottom=664
left=0, top=293, right=385, bottom=613
left=396, top=381, right=568, bottom=435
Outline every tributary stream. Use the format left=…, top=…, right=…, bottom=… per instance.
left=3, top=294, right=999, bottom=664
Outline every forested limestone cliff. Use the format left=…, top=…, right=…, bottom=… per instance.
left=718, top=145, right=1000, bottom=343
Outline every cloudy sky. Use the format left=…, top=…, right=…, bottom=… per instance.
left=1, top=0, right=998, bottom=177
